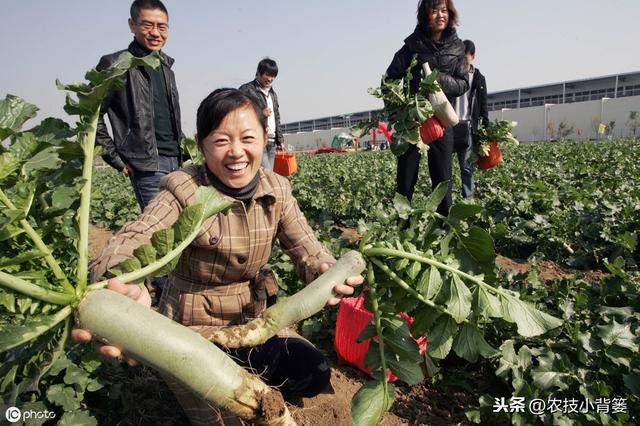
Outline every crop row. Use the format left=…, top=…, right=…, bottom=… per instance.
left=289, top=140, right=640, bottom=269
left=90, top=139, right=639, bottom=269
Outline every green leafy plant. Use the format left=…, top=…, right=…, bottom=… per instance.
left=90, top=167, right=139, bottom=230
left=476, top=119, right=519, bottom=157
left=287, top=140, right=640, bottom=270
left=353, top=55, right=440, bottom=157
left=468, top=258, right=639, bottom=425
left=180, top=136, right=204, bottom=166
left=0, top=54, right=312, bottom=424
left=0, top=53, right=169, bottom=422
left=341, top=187, right=563, bottom=425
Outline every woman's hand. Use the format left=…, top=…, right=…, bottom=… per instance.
left=319, top=263, right=364, bottom=306
left=71, top=279, right=151, bottom=366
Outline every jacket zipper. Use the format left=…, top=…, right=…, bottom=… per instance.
left=162, top=60, right=181, bottom=166
left=142, top=65, right=160, bottom=172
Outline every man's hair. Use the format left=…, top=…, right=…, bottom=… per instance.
left=416, top=0, right=459, bottom=29
left=256, top=58, right=278, bottom=77
left=196, top=88, right=267, bottom=146
left=130, top=0, right=168, bottom=21
left=463, top=40, right=475, bottom=55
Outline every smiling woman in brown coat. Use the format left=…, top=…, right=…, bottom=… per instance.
left=75, top=88, right=363, bottom=425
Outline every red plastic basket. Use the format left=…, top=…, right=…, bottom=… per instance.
left=273, top=151, right=297, bottom=176
left=477, top=141, right=503, bottom=170
left=335, top=293, right=427, bottom=381
left=419, top=117, right=445, bottom=145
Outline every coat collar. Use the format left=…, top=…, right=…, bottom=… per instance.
left=200, top=166, right=276, bottom=203
left=128, top=39, right=175, bottom=67
left=404, top=25, right=459, bottom=53
left=254, top=169, right=277, bottom=200
left=252, top=79, right=273, bottom=96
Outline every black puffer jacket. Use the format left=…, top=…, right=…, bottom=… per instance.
left=96, top=41, right=183, bottom=173
left=386, top=26, right=469, bottom=103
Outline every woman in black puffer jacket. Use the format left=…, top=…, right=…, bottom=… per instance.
left=386, top=0, right=469, bottom=216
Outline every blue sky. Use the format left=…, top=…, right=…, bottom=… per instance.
left=1, top=0, right=639, bottom=136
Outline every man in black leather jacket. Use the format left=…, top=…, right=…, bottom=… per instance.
left=453, top=39, right=489, bottom=199
left=96, top=0, right=183, bottom=212
left=386, top=0, right=469, bottom=217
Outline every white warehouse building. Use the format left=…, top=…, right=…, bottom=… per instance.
left=283, top=71, right=640, bottom=150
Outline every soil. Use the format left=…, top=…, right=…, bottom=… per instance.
left=88, top=224, right=115, bottom=260
left=337, top=226, right=362, bottom=243
left=291, top=368, right=406, bottom=426
left=495, top=254, right=608, bottom=283
left=86, top=225, right=605, bottom=425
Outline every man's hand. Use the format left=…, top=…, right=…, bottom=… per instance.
left=263, top=107, right=273, bottom=117
left=319, top=263, right=364, bottom=306
left=71, top=279, right=151, bottom=366
left=121, top=165, right=134, bottom=177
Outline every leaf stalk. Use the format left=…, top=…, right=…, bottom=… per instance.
left=76, top=108, right=101, bottom=294
left=0, top=270, right=74, bottom=305
left=0, top=189, right=74, bottom=294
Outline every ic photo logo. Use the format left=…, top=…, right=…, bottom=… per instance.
left=5, top=406, right=21, bottom=423
left=4, top=406, right=56, bottom=423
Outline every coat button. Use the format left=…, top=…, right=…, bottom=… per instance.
left=238, top=256, right=247, bottom=264
left=209, top=236, right=218, bottom=245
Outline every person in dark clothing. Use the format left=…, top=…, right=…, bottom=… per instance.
left=453, top=39, right=489, bottom=198
left=96, top=0, right=183, bottom=301
left=385, top=0, right=469, bottom=216
left=96, top=0, right=183, bottom=212
left=239, top=58, right=284, bottom=171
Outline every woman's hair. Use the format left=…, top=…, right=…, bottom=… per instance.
left=416, top=0, right=458, bottom=29
left=196, top=88, right=267, bottom=148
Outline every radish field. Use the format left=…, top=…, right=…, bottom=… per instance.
left=4, top=133, right=639, bottom=425
left=92, top=139, right=640, bottom=270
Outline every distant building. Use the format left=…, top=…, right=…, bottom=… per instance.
left=283, top=71, right=640, bottom=147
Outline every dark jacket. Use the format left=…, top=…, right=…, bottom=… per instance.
left=469, top=66, right=490, bottom=141
left=386, top=26, right=469, bottom=103
left=238, top=80, right=284, bottom=147
left=96, top=41, right=183, bottom=173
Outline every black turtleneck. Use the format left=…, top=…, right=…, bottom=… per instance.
left=206, top=167, right=260, bottom=205
left=129, top=39, right=152, bottom=57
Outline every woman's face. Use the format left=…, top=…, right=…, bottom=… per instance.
left=428, top=1, right=449, bottom=33
left=200, top=105, right=267, bottom=188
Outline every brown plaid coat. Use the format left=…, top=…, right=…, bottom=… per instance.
left=90, top=165, right=335, bottom=425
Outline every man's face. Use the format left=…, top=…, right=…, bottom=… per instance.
left=256, top=73, right=277, bottom=90
left=466, top=52, right=475, bottom=67
left=128, top=8, right=169, bottom=51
